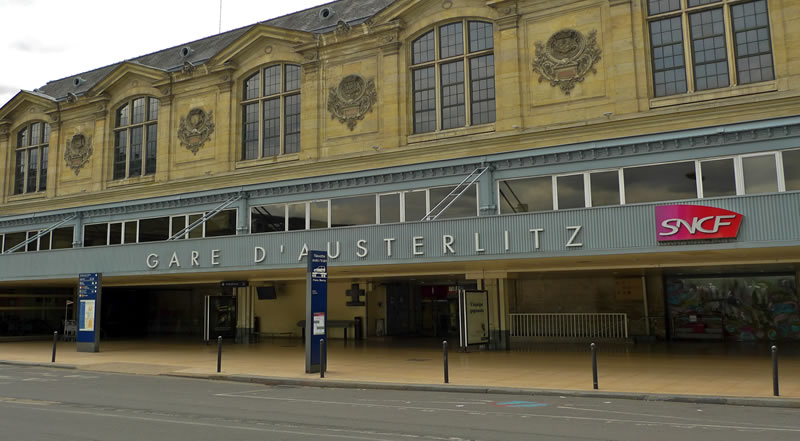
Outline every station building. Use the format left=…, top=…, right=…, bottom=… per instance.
left=1, top=0, right=799, bottom=348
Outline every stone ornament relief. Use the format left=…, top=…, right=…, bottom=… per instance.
left=178, top=108, right=215, bottom=154
left=64, top=133, right=93, bottom=175
left=327, top=74, right=377, bottom=131
left=532, top=29, right=602, bottom=95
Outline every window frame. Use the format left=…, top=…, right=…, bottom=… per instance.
left=240, top=63, right=302, bottom=161
left=410, top=19, right=496, bottom=134
left=112, top=96, right=159, bottom=180
left=13, top=121, right=50, bottom=195
left=645, top=0, right=775, bottom=98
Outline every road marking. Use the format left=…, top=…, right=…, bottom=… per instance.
left=493, top=401, right=548, bottom=408
left=0, top=396, right=58, bottom=406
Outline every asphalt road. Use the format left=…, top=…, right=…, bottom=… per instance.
left=0, top=364, right=798, bottom=441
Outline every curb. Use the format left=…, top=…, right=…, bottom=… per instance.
left=0, top=360, right=77, bottom=370
left=162, top=372, right=800, bottom=409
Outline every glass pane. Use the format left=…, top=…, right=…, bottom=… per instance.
left=138, top=217, right=170, bottom=242
left=244, top=72, right=260, bottom=100
left=263, top=98, right=281, bottom=157
left=116, top=104, right=129, bottom=127
left=148, top=98, right=159, bottom=121
left=43, top=123, right=50, bottom=143
left=251, top=204, right=286, bottom=233
left=242, top=103, right=259, bottom=160
left=439, top=22, right=464, bottom=59
left=52, top=227, right=73, bottom=249
left=39, top=145, right=48, bottom=191
left=113, top=130, right=127, bottom=179
left=145, top=124, right=157, bottom=175
left=30, top=123, right=41, bottom=145
left=688, top=0, right=721, bottom=7
left=648, top=0, right=681, bottom=15
left=331, top=195, right=376, bottom=227
left=470, top=55, right=495, bottom=125
left=405, top=191, right=427, bottom=222
left=700, top=158, right=736, bottom=197
left=109, top=223, right=123, bottom=245
left=309, top=201, right=328, bottom=229
left=469, top=21, right=493, bottom=52
left=129, top=126, right=143, bottom=177
left=624, top=162, right=697, bottom=203
left=430, top=185, right=477, bottom=219
left=27, top=148, right=38, bottom=192
left=650, top=16, right=688, bottom=97
left=783, top=150, right=800, bottom=191
left=264, top=65, right=281, bottom=96
left=557, top=175, right=585, bottom=209
left=288, top=203, right=306, bottom=231
left=131, top=97, right=146, bottom=124
left=39, top=231, right=51, bottom=251
left=3, top=232, right=25, bottom=253
left=285, top=94, right=301, bottom=154
left=124, top=222, right=137, bottom=244
left=14, top=150, right=24, bottom=194
left=733, top=0, right=774, bottom=84
left=590, top=171, right=620, bottom=206
left=742, top=154, right=778, bottom=194
left=499, top=177, right=553, bottom=213
left=285, top=64, right=301, bottom=92
left=171, top=216, right=186, bottom=239
left=26, top=231, right=38, bottom=252
left=690, top=8, right=729, bottom=91
left=84, top=224, right=108, bottom=247
left=17, top=126, right=28, bottom=147
left=412, top=30, right=435, bottom=64
left=206, top=210, right=237, bottom=237
left=380, top=193, right=401, bottom=224
left=188, top=214, right=203, bottom=239
left=413, top=67, right=436, bottom=133
left=440, top=60, right=465, bottom=130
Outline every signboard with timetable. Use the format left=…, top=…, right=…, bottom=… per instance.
left=77, top=273, right=102, bottom=352
left=305, top=250, right=328, bottom=373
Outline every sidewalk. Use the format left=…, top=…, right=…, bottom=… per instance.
left=2, top=338, right=798, bottom=405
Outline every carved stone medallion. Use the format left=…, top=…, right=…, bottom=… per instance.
left=327, top=75, right=377, bottom=131
left=178, top=108, right=215, bottom=154
left=532, top=29, right=602, bottom=95
left=64, top=133, right=92, bottom=175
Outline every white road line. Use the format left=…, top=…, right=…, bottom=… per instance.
left=557, top=405, right=794, bottom=428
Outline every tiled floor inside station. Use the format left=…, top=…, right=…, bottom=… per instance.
left=2, top=337, right=798, bottom=398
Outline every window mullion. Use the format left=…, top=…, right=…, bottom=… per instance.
left=258, top=97, right=264, bottom=159
left=463, top=21, right=471, bottom=127
left=280, top=92, right=286, bottom=156
left=681, top=12, right=696, bottom=93
left=723, top=3, right=737, bottom=86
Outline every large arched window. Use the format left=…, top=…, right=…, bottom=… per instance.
left=241, top=64, right=301, bottom=160
left=411, top=20, right=495, bottom=134
left=113, top=96, right=158, bottom=179
left=13, top=121, right=50, bottom=194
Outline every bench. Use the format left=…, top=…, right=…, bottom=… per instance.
left=297, top=320, right=355, bottom=341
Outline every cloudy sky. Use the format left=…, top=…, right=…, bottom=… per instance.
left=0, top=0, right=333, bottom=107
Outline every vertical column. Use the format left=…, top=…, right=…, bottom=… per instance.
left=72, top=212, right=83, bottom=248
left=379, top=31, right=403, bottom=149
left=45, top=115, right=60, bottom=198
left=300, top=54, right=321, bottom=161
left=214, top=75, right=233, bottom=169
left=91, top=104, right=108, bottom=192
left=157, top=89, right=173, bottom=182
left=0, top=120, right=10, bottom=203
left=478, top=165, right=496, bottom=216
left=609, top=0, right=640, bottom=114
left=492, top=6, right=523, bottom=131
left=236, top=194, right=249, bottom=235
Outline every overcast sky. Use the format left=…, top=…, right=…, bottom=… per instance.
left=0, top=0, right=333, bottom=107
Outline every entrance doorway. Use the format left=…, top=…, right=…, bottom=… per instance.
left=384, top=281, right=476, bottom=338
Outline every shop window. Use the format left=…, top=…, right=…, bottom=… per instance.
left=624, top=161, right=697, bottom=203
left=589, top=171, right=620, bottom=207
left=379, top=193, right=401, bottom=224
left=700, top=158, right=736, bottom=197
left=13, top=121, right=49, bottom=195
left=429, top=185, right=478, bottom=219
left=331, top=195, right=376, bottom=227
left=647, top=0, right=774, bottom=97
left=556, top=175, right=586, bottom=210
left=411, top=20, right=495, bottom=134
left=742, top=153, right=778, bottom=194
left=113, top=97, right=158, bottom=179
left=251, top=204, right=286, bottom=233
left=499, top=176, right=553, bottom=214
left=241, top=64, right=301, bottom=160
left=782, top=149, right=800, bottom=191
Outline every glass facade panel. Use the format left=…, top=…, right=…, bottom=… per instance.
left=124, top=222, right=137, bottom=244
left=413, top=67, right=436, bottom=134
left=288, top=203, right=306, bottom=231
left=732, top=0, right=774, bottom=84
left=52, top=227, right=73, bottom=249
left=430, top=185, right=477, bottom=219
left=439, top=22, right=464, bottom=59
left=138, top=217, right=170, bottom=243
left=499, top=177, right=553, bottom=213
left=148, top=98, right=159, bottom=121
left=379, top=193, right=401, bottom=224
left=557, top=175, right=585, bottom=209
left=331, top=196, right=376, bottom=227
left=244, top=72, right=260, bottom=100
left=412, top=30, right=435, bottom=64
left=262, top=98, right=281, bottom=157
left=252, top=204, right=286, bottom=233
left=84, top=224, right=108, bottom=247
left=285, top=64, right=301, bottom=92
left=3, top=232, right=25, bottom=253
left=263, top=65, right=281, bottom=96
left=742, top=154, right=778, bottom=194
left=470, top=55, right=495, bottom=125
left=242, top=102, right=260, bottom=160
left=206, top=210, right=236, bottom=237
left=690, top=8, right=729, bottom=91
left=131, top=97, right=146, bottom=124
left=108, top=223, right=122, bottom=245
left=405, top=191, right=427, bottom=222
left=285, top=94, right=301, bottom=154
left=171, top=216, right=186, bottom=239
left=590, top=171, right=620, bottom=207
left=114, top=130, right=127, bottom=179
left=468, top=21, right=493, bottom=52
left=129, top=126, right=143, bottom=177
left=700, top=158, right=736, bottom=197
left=309, top=201, right=328, bottom=229
left=624, top=162, right=697, bottom=203
left=440, top=60, right=465, bottom=130
left=188, top=214, right=204, bottom=239
left=26, top=148, right=37, bottom=193
left=783, top=150, right=800, bottom=191
left=145, top=124, right=157, bottom=175
left=38, top=232, right=51, bottom=251
left=650, top=16, right=688, bottom=97
left=39, top=145, right=48, bottom=191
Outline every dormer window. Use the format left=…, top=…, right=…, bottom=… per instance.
left=13, top=122, right=50, bottom=194
left=241, top=64, right=301, bottom=160
left=113, top=97, right=158, bottom=179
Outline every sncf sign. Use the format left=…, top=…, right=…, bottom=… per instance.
left=655, top=205, right=742, bottom=242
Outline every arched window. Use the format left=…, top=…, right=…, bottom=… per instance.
left=241, top=64, right=301, bottom=160
left=14, top=121, right=50, bottom=194
left=411, top=20, right=495, bottom=134
left=113, top=96, right=158, bottom=179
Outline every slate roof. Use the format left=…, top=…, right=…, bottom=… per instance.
left=33, top=0, right=396, bottom=103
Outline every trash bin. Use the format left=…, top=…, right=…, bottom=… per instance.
left=354, top=316, right=363, bottom=340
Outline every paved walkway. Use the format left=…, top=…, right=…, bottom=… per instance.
left=1, top=338, right=798, bottom=399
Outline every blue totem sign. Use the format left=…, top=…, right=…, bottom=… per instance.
left=77, top=273, right=102, bottom=352
left=305, top=250, right=328, bottom=373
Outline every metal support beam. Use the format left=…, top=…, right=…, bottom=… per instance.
left=168, top=194, right=243, bottom=241
left=421, top=167, right=488, bottom=221
left=4, top=214, right=77, bottom=254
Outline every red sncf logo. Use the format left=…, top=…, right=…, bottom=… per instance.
left=655, top=205, right=743, bottom=242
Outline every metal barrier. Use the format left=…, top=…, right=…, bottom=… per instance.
left=510, top=313, right=629, bottom=340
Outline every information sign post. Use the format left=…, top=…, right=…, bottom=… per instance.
left=77, top=273, right=102, bottom=353
left=305, top=250, right=328, bottom=373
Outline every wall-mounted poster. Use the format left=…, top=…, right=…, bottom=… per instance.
left=459, top=290, right=489, bottom=348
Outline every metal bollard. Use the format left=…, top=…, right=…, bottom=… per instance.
left=772, top=345, right=779, bottom=397
left=443, top=340, right=449, bottom=384
left=51, top=331, right=58, bottom=363
left=320, top=339, right=326, bottom=378
left=217, top=336, right=222, bottom=373
left=591, top=342, right=598, bottom=390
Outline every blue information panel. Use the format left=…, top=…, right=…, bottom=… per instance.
left=77, top=273, right=101, bottom=352
left=305, top=251, right=327, bottom=373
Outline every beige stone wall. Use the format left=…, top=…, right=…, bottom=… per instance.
left=3, top=0, right=800, bottom=217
